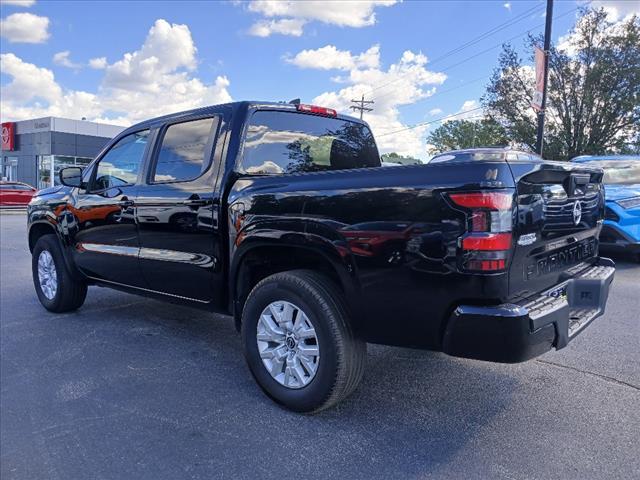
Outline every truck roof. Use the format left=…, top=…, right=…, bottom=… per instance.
left=119, top=101, right=367, bottom=136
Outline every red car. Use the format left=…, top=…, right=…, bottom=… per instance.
left=0, top=181, right=37, bottom=206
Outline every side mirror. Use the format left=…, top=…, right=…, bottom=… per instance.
left=59, top=167, right=84, bottom=188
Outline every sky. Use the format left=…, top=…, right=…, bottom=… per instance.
left=1, top=0, right=638, bottom=159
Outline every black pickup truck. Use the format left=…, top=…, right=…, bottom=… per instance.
left=27, top=101, right=615, bottom=412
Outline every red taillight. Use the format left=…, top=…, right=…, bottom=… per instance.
left=449, top=192, right=513, bottom=210
left=466, top=259, right=506, bottom=271
left=296, top=104, right=337, bottom=117
left=447, top=190, right=514, bottom=272
left=461, top=232, right=512, bottom=250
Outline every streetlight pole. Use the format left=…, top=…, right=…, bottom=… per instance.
left=535, top=0, right=554, bottom=156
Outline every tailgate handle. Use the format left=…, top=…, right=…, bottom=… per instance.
left=568, top=174, right=590, bottom=196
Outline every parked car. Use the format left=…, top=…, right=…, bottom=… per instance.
left=0, top=181, right=36, bottom=206
left=429, top=147, right=543, bottom=163
left=27, top=101, right=615, bottom=412
left=571, top=155, right=640, bottom=260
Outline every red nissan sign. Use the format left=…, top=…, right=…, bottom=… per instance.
left=1, top=122, right=15, bottom=151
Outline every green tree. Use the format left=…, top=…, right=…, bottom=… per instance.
left=426, top=118, right=509, bottom=154
left=380, top=152, right=422, bottom=165
left=483, top=8, right=640, bottom=160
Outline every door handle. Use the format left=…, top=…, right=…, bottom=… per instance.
left=182, top=197, right=213, bottom=207
left=182, top=199, right=210, bottom=207
left=118, top=199, right=134, bottom=207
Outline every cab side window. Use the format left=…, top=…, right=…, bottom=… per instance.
left=152, top=117, right=219, bottom=183
left=92, top=130, right=150, bottom=190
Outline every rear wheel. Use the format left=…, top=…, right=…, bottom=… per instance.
left=241, top=270, right=366, bottom=413
left=32, top=234, right=87, bottom=312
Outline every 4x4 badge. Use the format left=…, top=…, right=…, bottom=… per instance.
left=517, top=233, right=537, bottom=246
left=573, top=201, right=582, bottom=225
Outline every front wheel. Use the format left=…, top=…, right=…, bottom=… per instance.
left=241, top=270, right=366, bottom=413
left=32, top=234, right=87, bottom=312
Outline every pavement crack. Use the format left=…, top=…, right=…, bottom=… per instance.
left=535, top=359, right=639, bottom=391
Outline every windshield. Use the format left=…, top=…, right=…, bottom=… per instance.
left=581, top=160, right=640, bottom=185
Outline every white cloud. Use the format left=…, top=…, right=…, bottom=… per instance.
left=0, top=53, right=99, bottom=121
left=1, top=53, right=61, bottom=104
left=245, top=0, right=398, bottom=36
left=557, top=5, right=638, bottom=57
left=88, top=57, right=107, bottom=69
left=0, top=0, right=36, bottom=6
left=53, top=51, right=81, bottom=69
left=503, top=2, right=511, bottom=12
left=429, top=108, right=442, bottom=116
left=248, top=18, right=305, bottom=37
left=0, top=12, right=49, bottom=43
left=589, top=1, right=640, bottom=21
left=285, top=44, right=380, bottom=71
left=451, top=100, right=482, bottom=121
left=102, top=19, right=197, bottom=91
left=0, top=19, right=233, bottom=126
left=291, top=45, right=446, bottom=159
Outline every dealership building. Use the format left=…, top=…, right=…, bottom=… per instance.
left=1, top=117, right=125, bottom=189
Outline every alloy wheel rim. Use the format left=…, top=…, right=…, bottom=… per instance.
left=37, top=250, right=58, bottom=300
left=256, top=301, right=320, bottom=389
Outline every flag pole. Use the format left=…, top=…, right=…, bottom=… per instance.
left=535, top=0, right=554, bottom=156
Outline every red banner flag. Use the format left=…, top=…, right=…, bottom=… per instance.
left=532, top=47, right=545, bottom=111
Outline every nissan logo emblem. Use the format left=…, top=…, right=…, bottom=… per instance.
left=572, top=200, right=582, bottom=225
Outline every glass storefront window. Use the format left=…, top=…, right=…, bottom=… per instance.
left=38, top=155, right=53, bottom=189
left=2, top=156, right=18, bottom=182
left=52, top=156, right=76, bottom=187
left=38, top=155, right=93, bottom=188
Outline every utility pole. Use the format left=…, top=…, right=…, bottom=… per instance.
left=350, top=94, right=374, bottom=120
left=535, top=0, right=554, bottom=156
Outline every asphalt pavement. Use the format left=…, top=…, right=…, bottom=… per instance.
left=1, top=212, right=639, bottom=480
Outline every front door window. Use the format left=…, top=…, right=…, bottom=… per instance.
left=91, top=130, right=150, bottom=191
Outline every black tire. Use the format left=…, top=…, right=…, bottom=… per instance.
left=32, top=234, right=87, bottom=313
left=241, top=270, right=366, bottom=413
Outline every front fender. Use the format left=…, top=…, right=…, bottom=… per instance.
left=28, top=196, right=84, bottom=280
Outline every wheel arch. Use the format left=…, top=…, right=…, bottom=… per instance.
left=28, top=219, right=84, bottom=282
left=28, top=221, right=59, bottom=253
left=230, top=241, right=359, bottom=331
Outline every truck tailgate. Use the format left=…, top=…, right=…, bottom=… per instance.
left=507, top=160, right=605, bottom=301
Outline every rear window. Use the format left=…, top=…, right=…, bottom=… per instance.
left=239, top=110, right=380, bottom=175
left=153, top=117, right=219, bottom=183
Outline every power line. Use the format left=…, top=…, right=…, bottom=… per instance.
left=371, top=5, right=582, bottom=104
left=368, top=3, right=545, bottom=98
left=380, top=74, right=490, bottom=108
left=376, top=106, right=485, bottom=138
left=350, top=94, right=374, bottom=120
left=427, top=4, right=545, bottom=66
left=374, top=5, right=583, bottom=139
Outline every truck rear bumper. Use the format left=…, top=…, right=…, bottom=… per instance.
left=442, top=258, right=615, bottom=363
